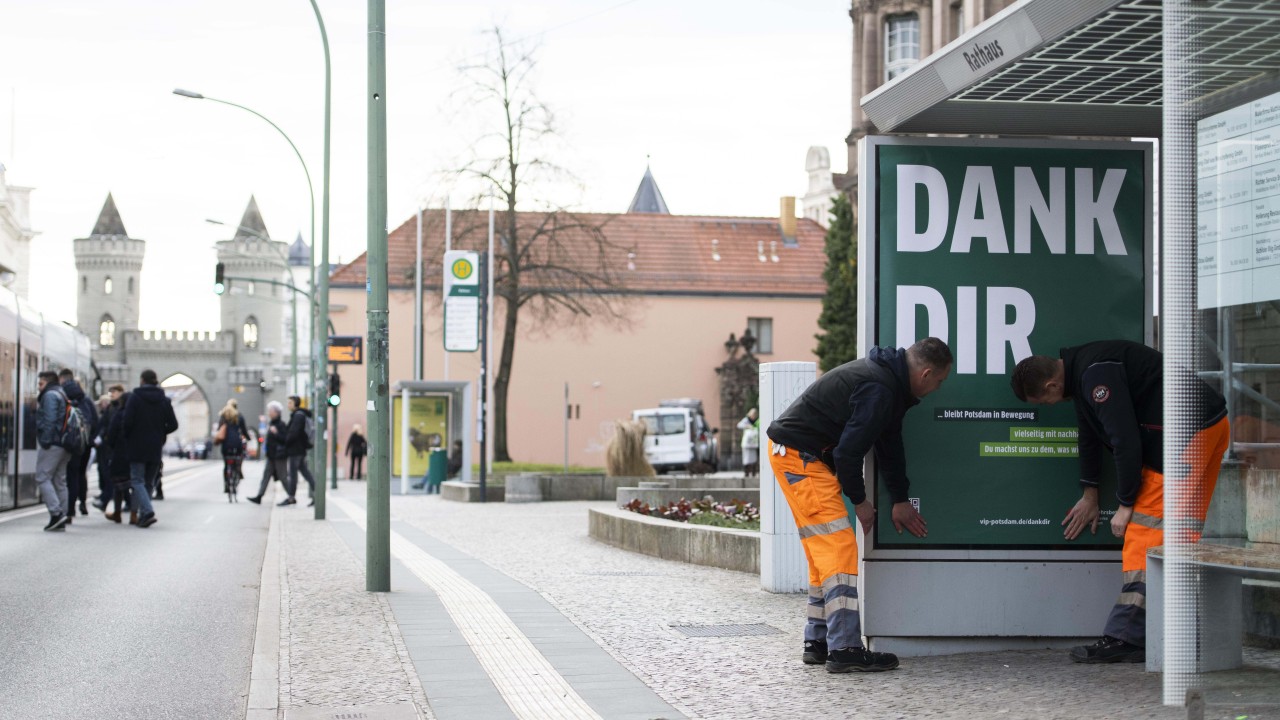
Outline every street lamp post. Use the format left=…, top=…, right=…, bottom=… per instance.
left=172, top=88, right=319, bottom=416
left=308, top=0, right=335, bottom=504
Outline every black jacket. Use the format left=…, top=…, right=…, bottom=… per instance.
left=1062, top=340, right=1227, bottom=506
left=346, top=432, right=367, bottom=457
left=767, top=346, right=918, bottom=505
left=285, top=408, right=313, bottom=457
left=105, top=394, right=131, bottom=479
left=122, top=384, right=179, bottom=463
left=265, top=417, right=288, bottom=459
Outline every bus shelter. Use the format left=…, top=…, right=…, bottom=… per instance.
left=853, top=0, right=1280, bottom=704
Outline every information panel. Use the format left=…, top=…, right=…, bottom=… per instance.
left=864, top=137, right=1151, bottom=550
left=443, top=251, right=480, bottom=352
left=1197, top=89, right=1280, bottom=309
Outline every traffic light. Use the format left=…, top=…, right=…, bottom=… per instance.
left=327, top=373, right=341, bottom=407
left=214, top=263, right=225, bottom=295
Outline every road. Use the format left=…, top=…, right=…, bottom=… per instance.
left=0, top=459, right=274, bottom=719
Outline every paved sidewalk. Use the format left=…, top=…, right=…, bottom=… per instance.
left=255, top=481, right=1279, bottom=719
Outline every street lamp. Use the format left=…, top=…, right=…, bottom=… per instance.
left=171, top=87, right=320, bottom=464
left=207, top=218, right=300, bottom=396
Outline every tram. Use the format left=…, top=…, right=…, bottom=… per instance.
left=0, top=287, right=96, bottom=511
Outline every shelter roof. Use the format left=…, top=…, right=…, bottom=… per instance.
left=330, top=209, right=827, bottom=298
left=861, top=0, right=1280, bottom=137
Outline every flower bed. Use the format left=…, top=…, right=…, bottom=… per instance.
left=622, top=497, right=761, bottom=532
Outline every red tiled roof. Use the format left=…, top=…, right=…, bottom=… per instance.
left=330, top=209, right=829, bottom=297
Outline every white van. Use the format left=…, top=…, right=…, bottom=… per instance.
left=632, top=399, right=718, bottom=474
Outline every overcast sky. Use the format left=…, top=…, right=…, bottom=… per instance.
left=2, top=0, right=850, bottom=331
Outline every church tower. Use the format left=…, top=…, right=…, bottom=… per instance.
left=215, top=196, right=290, bottom=368
left=73, top=193, right=144, bottom=361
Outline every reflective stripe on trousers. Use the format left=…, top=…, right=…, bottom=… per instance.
left=768, top=441, right=862, bottom=650
left=1103, top=418, right=1229, bottom=647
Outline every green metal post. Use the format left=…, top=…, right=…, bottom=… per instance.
left=366, top=0, right=390, bottom=592
left=309, top=0, right=332, bottom=520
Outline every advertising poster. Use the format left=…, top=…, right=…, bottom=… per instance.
left=864, top=138, right=1151, bottom=550
left=392, top=395, right=450, bottom=477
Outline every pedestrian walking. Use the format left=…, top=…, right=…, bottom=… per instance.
left=215, top=399, right=251, bottom=499
left=281, top=395, right=315, bottom=507
left=766, top=338, right=952, bottom=673
left=59, top=368, right=99, bottom=523
left=248, top=401, right=289, bottom=505
left=35, top=371, right=71, bottom=531
left=102, top=391, right=136, bottom=524
left=1011, top=339, right=1229, bottom=664
left=122, top=369, right=179, bottom=528
left=91, top=385, right=124, bottom=511
left=345, top=424, right=367, bottom=480
left=737, top=408, right=760, bottom=477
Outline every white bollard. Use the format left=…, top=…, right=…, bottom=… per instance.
left=759, top=361, right=817, bottom=593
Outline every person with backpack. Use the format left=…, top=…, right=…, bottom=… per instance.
left=248, top=401, right=289, bottom=505
left=35, top=371, right=73, bottom=531
left=122, top=369, right=179, bottom=528
left=59, top=368, right=99, bottom=522
left=215, top=399, right=252, bottom=497
left=282, top=395, right=315, bottom=507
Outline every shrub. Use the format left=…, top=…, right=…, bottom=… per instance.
left=622, top=497, right=761, bottom=530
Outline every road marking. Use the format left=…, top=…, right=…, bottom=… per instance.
left=330, top=496, right=602, bottom=720
left=0, top=464, right=213, bottom=524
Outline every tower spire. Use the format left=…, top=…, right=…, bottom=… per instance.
left=236, top=195, right=270, bottom=240
left=90, top=193, right=128, bottom=237
left=627, top=164, right=670, bottom=214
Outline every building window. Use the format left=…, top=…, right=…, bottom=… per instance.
left=247, top=280, right=256, bottom=296
left=952, top=1, right=964, bottom=41
left=81, top=276, right=87, bottom=294
left=747, top=317, right=774, bottom=355
left=243, top=317, right=259, bottom=349
left=884, top=13, right=921, bottom=81
left=104, top=276, right=113, bottom=295
left=128, top=277, right=134, bottom=294
left=99, top=315, right=116, bottom=347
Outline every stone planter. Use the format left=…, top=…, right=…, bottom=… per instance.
left=615, top=487, right=761, bottom=508
left=440, top=480, right=505, bottom=503
left=587, top=507, right=759, bottom=574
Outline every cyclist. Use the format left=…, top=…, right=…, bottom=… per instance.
left=215, top=399, right=252, bottom=501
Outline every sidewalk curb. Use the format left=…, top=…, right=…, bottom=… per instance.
left=246, top=494, right=281, bottom=720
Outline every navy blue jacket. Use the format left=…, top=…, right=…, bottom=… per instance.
left=122, top=384, right=179, bottom=464
left=767, top=346, right=918, bottom=505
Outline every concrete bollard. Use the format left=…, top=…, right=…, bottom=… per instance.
left=759, top=361, right=816, bottom=593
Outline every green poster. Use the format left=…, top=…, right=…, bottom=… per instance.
left=392, top=395, right=450, bottom=476
left=863, top=138, right=1151, bottom=549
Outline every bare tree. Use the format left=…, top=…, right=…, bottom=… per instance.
left=450, top=26, right=632, bottom=462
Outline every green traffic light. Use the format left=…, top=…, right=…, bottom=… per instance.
left=214, top=282, right=225, bottom=295
left=327, top=394, right=340, bottom=407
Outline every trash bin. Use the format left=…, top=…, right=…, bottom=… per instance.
left=425, top=448, right=448, bottom=494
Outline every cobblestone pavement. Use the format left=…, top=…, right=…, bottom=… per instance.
left=276, top=502, right=432, bottom=717
left=387, top=493, right=1277, bottom=720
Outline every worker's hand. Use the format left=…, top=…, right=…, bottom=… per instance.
left=853, top=500, right=876, bottom=535
left=891, top=502, right=928, bottom=538
left=1111, top=505, right=1133, bottom=539
left=1062, top=487, right=1100, bottom=540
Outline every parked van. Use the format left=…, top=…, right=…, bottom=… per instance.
left=631, top=399, right=718, bottom=473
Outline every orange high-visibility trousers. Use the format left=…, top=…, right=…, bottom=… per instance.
left=1103, top=417, right=1230, bottom=646
left=767, top=441, right=862, bottom=649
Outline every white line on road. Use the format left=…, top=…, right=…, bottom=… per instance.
left=330, top=496, right=602, bottom=720
left=0, top=464, right=213, bottom=524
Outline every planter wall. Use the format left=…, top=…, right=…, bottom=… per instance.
left=440, top=480, right=506, bottom=503
left=588, top=506, right=759, bottom=574
left=615, top=488, right=761, bottom=508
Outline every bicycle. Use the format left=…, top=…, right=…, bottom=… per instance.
left=224, top=453, right=244, bottom=503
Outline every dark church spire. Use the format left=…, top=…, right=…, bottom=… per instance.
left=627, top=164, right=670, bottom=214
left=90, top=193, right=128, bottom=237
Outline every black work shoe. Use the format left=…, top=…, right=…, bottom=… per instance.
left=1069, top=636, right=1144, bottom=664
left=247, top=495, right=262, bottom=505
left=826, top=647, right=900, bottom=673
left=79, top=501, right=89, bottom=516
left=137, top=512, right=157, bottom=528
left=277, top=497, right=296, bottom=507
left=44, top=514, right=67, bottom=531
left=802, top=640, right=828, bottom=665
